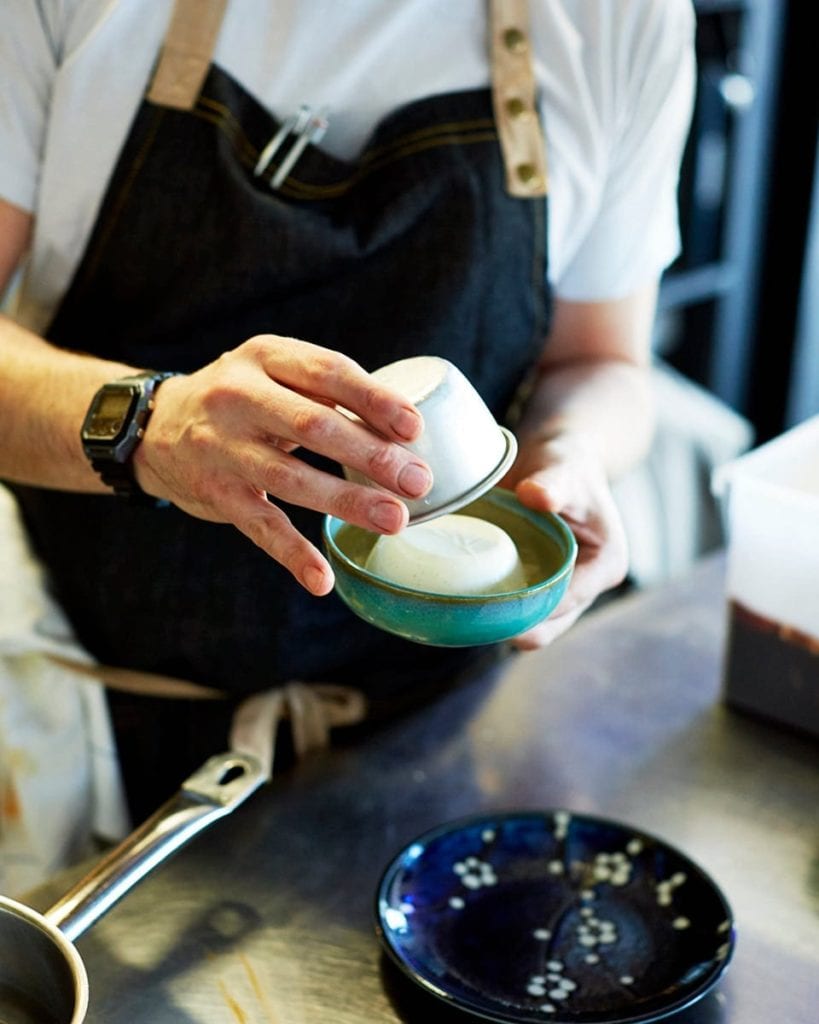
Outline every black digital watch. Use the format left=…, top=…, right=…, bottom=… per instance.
left=80, top=371, right=180, bottom=505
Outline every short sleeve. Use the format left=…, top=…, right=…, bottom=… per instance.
left=0, top=1, right=59, bottom=212
left=556, top=0, right=696, bottom=301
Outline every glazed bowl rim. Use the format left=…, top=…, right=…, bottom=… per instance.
left=322, top=488, right=578, bottom=605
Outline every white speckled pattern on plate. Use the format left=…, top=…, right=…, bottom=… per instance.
left=376, top=812, right=735, bottom=1023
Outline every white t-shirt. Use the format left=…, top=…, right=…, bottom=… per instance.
left=0, top=0, right=695, bottom=335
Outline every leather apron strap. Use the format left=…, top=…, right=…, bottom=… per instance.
left=146, top=0, right=548, bottom=197
left=490, top=0, right=549, bottom=197
left=46, top=654, right=367, bottom=779
left=146, top=0, right=228, bottom=110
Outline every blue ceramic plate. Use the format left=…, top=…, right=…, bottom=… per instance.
left=376, top=812, right=735, bottom=1023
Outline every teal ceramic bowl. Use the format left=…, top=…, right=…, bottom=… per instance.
left=322, top=488, right=577, bottom=647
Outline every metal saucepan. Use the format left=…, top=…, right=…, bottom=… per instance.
left=0, top=751, right=266, bottom=1023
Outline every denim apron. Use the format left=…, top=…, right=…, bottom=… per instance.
left=10, top=1, right=552, bottom=816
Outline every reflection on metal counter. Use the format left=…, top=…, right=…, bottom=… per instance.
left=21, top=556, right=819, bottom=1023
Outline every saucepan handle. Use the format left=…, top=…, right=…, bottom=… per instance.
left=44, top=751, right=266, bottom=944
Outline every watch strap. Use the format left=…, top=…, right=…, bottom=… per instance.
left=83, top=371, right=180, bottom=506
left=91, top=453, right=155, bottom=503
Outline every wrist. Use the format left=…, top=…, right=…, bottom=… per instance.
left=80, top=371, right=181, bottom=505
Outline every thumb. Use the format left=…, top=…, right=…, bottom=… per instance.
left=514, top=465, right=573, bottom=515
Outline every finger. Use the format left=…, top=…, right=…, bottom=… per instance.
left=232, top=488, right=336, bottom=595
left=245, top=445, right=411, bottom=535
left=255, top=338, right=424, bottom=442
left=561, top=548, right=625, bottom=612
left=510, top=539, right=629, bottom=651
left=515, top=476, right=628, bottom=597
left=260, top=385, right=432, bottom=500
left=514, top=467, right=575, bottom=516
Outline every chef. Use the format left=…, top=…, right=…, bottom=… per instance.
left=0, top=0, right=695, bottom=831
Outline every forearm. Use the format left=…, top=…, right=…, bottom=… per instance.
left=511, top=288, right=658, bottom=481
left=505, top=346, right=653, bottom=649
left=515, top=356, right=655, bottom=481
left=0, top=313, right=138, bottom=491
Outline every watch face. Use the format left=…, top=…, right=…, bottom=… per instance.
left=84, top=386, right=138, bottom=442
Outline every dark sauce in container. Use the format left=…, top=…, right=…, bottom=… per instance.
left=723, top=600, right=819, bottom=738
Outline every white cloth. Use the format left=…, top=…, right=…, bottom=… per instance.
left=0, top=483, right=130, bottom=896
left=612, top=361, right=754, bottom=587
left=0, top=472, right=367, bottom=891
left=1, top=0, right=695, bottom=334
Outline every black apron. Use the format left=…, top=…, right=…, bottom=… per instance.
left=9, top=21, right=551, bottom=815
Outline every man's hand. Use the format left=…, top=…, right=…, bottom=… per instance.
left=502, top=435, right=629, bottom=650
left=499, top=289, right=657, bottom=648
left=135, top=335, right=433, bottom=596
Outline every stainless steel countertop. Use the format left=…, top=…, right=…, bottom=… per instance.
left=29, top=555, right=819, bottom=1022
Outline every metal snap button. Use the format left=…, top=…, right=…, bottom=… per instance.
left=503, top=27, right=528, bottom=53
left=516, top=163, right=543, bottom=189
left=505, top=97, right=529, bottom=119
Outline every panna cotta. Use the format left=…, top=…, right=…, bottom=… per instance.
left=366, top=513, right=527, bottom=595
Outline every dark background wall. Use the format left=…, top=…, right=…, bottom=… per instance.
left=744, top=2, right=818, bottom=439
left=659, top=0, right=819, bottom=443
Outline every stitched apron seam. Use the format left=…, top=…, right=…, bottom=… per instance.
left=192, top=101, right=259, bottom=165
left=190, top=100, right=498, bottom=198
left=279, top=133, right=500, bottom=199
left=196, top=93, right=496, bottom=166
left=354, top=118, right=497, bottom=163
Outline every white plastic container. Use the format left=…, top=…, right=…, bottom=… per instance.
left=712, top=414, right=819, bottom=737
